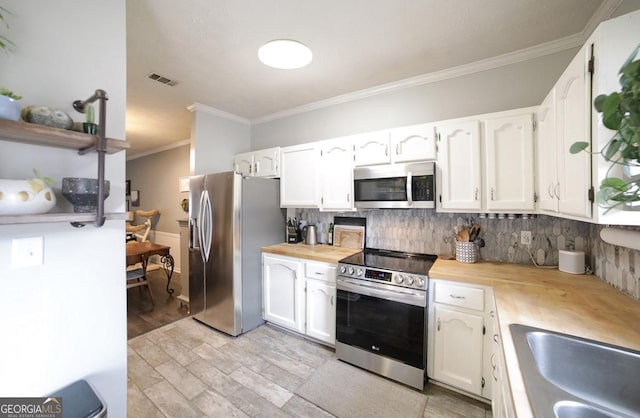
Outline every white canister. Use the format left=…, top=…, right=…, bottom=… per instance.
left=558, top=250, right=585, bottom=274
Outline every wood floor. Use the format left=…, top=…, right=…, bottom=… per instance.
left=127, top=267, right=189, bottom=339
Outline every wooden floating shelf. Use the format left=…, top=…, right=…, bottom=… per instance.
left=0, top=212, right=129, bottom=225
left=0, top=119, right=128, bottom=154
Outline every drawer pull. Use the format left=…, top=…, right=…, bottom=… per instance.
left=315, top=272, right=323, bottom=275
left=449, top=294, right=466, bottom=299
left=494, top=334, right=499, bottom=343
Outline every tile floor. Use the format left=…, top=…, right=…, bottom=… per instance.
left=128, top=318, right=493, bottom=417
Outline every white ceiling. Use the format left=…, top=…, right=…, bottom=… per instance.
left=126, top=0, right=614, bottom=156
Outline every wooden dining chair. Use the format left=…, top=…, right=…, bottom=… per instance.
left=126, top=253, right=154, bottom=305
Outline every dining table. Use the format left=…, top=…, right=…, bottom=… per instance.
left=126, top=241, right=175, bottom=295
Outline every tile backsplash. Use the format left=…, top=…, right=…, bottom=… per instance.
left=298, top=209, right=640, bottom=301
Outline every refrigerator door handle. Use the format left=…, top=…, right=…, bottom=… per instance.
left=202, top=189, right=213, bottom=262
left=198, top=190, right=207, bottom=262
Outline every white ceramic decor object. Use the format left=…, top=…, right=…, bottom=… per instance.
left=0, top=178, right=56, bottom=215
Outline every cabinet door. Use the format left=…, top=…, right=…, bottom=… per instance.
left=234, top=152, right=254, bottom=176
left=556, top=44, right=592, bottom=218
left=253, top=147, right=280, bottom=178
left=537, top=88, right=559, bottom=212
left=437, top=121, right=482, bottom=211
left=280, top=143, right=319, bottom=208
left=391, top=123, right=436, bottom=163
left=353, top=131, right=391, bottom=166
left=262, top=254, right=305, bottom=333
left=305, top=279, right=336, bottom=345
left=484, top=113, right=535, bottom=211
left=433, top=304, right=484, bottom=395
left=320, top=139, right=354, bottom=211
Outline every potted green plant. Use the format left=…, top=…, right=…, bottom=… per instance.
left=570, top=44, right=640, bottom=211
left=0, top=88, right=21, bottom=121
left=0, top=7, right=21, bottom=121
left=82, top=103, right=98, bottom=134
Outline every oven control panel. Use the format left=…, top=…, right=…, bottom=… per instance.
left=338, top=264, right=427, bottom=290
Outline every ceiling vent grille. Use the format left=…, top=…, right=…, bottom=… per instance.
left=147, top=72, right=178, bottom=86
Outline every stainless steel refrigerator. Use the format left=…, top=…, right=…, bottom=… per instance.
left=189, top=172, right=285, bottom=336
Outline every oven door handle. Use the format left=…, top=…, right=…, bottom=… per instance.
left=337, top=277, right=426, bottom=307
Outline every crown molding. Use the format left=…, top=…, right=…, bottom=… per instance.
left=187, top=102, right=251, bottom=125
left=127, top=138, right=191, bottom=161
left=251, top=34, right=588, bottom=125
left=582, top=0, right=623, bottom=39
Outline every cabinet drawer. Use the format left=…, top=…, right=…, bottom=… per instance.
left=305, top=262, right=336, bottom=283
left=434, top=282, right=484, bottom=311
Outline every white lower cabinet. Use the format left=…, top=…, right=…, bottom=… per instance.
left=262, top=254, right=305, bottom=333
left=428, top=279, right=493, bottom=399
left=262, top=253, right=337, bottom=345
left=491, top=303, right=515, bottom=418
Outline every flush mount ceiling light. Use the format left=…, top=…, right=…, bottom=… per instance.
left=258, top=39, right=312, bottom=69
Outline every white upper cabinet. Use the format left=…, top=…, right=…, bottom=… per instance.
left=484, top=113, right=535, bottom=211
left=280, top=143, right=320, bottom=208
left=234, top=147, right=280, bottom=178
left=319, top=138, right=354, bottom=211
left=234, top=152, right=254, bottom=177
left=353, top=131, right=391, bottom=166
left=537, top=88, right=559, bottom=212
left=390, top=123, right=437, bottom=163
left=253, top=147, right=280, bottom=178
left=437, top=120, right=482, bottom=211
left=555, top=43, right=592, bottom=219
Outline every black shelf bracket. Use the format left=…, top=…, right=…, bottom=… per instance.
left=72, top=89, right=109, bottom=227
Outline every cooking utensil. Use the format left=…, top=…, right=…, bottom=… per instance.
left=469, top=224, right=480, bottom=242
left=458, top=228, right=470, bottom=242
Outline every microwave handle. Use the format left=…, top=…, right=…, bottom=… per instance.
left=406, top=172, right=413, bottom=205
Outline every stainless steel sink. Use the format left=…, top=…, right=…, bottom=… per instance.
left=509, top=324, right=640, bottom=418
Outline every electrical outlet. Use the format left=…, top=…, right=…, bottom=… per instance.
left=521, top=231, right=532, bottom=247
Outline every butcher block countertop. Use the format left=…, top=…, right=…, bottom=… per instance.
left=430, top=258, right=640, bottom=418
left=261, top=243, right=361, bottom=264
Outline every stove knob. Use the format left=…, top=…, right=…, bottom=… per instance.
left=406, top=276, right=415, bottom=286
left=339, top=266, right=346, bottom=274
left=356, top=268, right=364, bottom=277
left=395, top=275, right=404, bottom=284
left=417, top=277, right=425, bottom=288
left=348, top=267, right=355, bottom=275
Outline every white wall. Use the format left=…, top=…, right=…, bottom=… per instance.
left=127, top=145, right=190, bottom=235
left=251, top=49, right=577, bottom=149
left=0, top=2, right=127, bottom=416
left=191, top=107, right=251, bottom=175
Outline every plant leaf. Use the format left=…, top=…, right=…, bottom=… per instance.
left=602, top=93, right=622, bottom=130
left=603, top=139, right=621, bottom=160
left=601, top=177, right=629, bottom=191
left=620, top=44, right=640, bottom=73
left=594, top=94, right=607, bottom=112
left=569, top=142, right=589, bottom=154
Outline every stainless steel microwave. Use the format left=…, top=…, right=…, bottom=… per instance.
left=354, top=162, right=435, bottom=209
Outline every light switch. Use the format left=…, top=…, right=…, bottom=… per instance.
left=11, top=236, right=44, bottom=269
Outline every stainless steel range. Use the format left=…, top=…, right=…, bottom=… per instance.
left=336, top=248, right=437, bottom=390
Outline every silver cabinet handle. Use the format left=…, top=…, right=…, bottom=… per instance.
left=396, top=144, right=399, bottom=155
left=490, top=188, right=495, bottom=201
left=554, top=183, right=560, bottom=199
left=489, top=310, right=495, bottom=318
left=437, top=318, right=441, bottom=331
left=255, top=161, right=260, bottom=174
left=548, top=184, right=554, bottom=198
left=330, top=295, right=334, bottom=306
left=474, top=188, right=479, bottom=201
left=385, top=144, right=389, bottom=156
left=491, top=353, right=498, bottom=381
left=449, top=294, right=466, bottom=299
left=494, top=334, right=499, bottom=343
